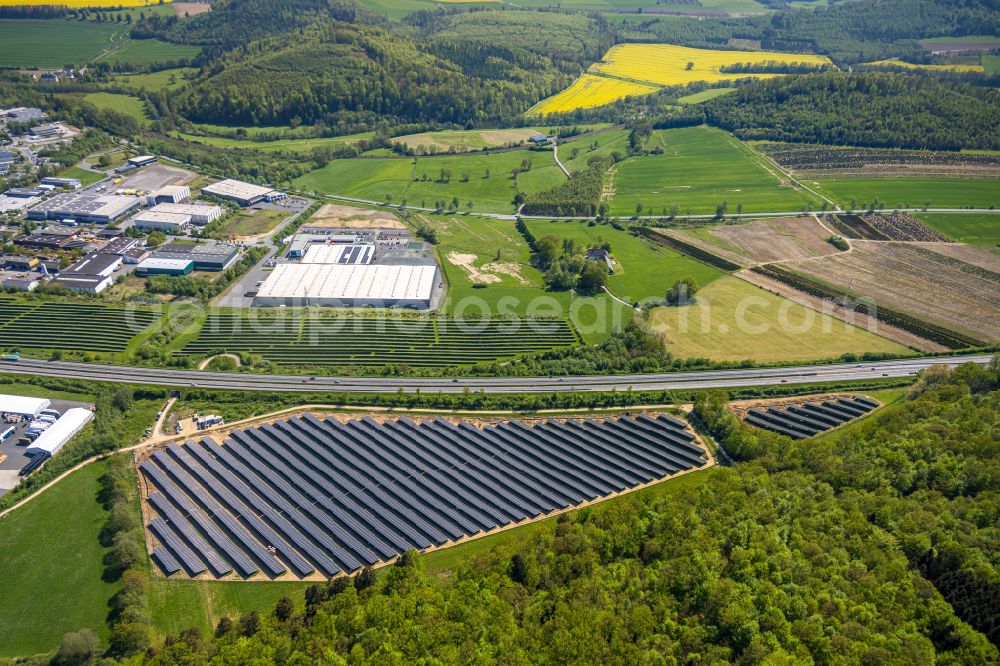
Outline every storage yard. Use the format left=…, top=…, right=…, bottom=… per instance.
left=138, top=413, right=709, bottom=580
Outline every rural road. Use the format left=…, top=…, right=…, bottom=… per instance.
left=0, top=355, right=991, bottom=394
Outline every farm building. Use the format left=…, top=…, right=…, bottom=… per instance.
left=201, top=179, right=276, bottom=207
left=128, top=155, right=157, bottom=168
left=0, top=394, right=51, bottom=418
left=27, top=192, right=140, bottom=224
left=147, top=202, right=222, bottom=226
left=586, top=248, right=614, bottom=274
left=25, top=408, right=94, bottom=458
left=147, top=185, right=191, bottom=205
left=132, top=210, right=192, bottom=233
left=151, top=242, right=240, bottom=271
left=40, top=176, right=82, bottom=190
left=136, top=257, right=194, bottom=276
left=253, top=263, right=438, bottom=308
left=302, top=244, right=375, bottom=265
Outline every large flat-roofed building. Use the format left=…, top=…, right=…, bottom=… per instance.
left=15, top=230, right=82, bottom=251
left=147, top=185, right=190, bottom=205
left=136, top=257, right=194, bottom=276
left=201, top=179, right=275, bottom=207
left=132, top=210, right=191, bottom=233
left=51, top=272, right=114, bottom=294
left=27, top=192, right=140, bottom=224
left=0, top=393, right=51, bottom=418
left=65, top=253, right=122, bottom=278
left=5, top=187, right=45, bottom=199
left=151, top=242, right=240, bottom=272
left=253, top=263, right=437, bottom=308
left=128, top=155, right=157, bottom=168
left=147, top=202, right=221, bottom=226
left=0, top=195, right=39, bottom=213
left=99, top=237, right=142, bottom=256
left=302, top=244, right=375, bottom=265
left=40, top=176, right=82, bottom=190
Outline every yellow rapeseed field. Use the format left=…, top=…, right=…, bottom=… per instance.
left=869, top=58, right=984, bottom=73
left=0, top=0, right=164, bottom=6
left=531, top=74, right=659, bottom=115
left=532, top=43, right=832, bottom=115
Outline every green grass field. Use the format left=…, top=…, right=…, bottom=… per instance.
left=82, top=92, right=151, bottom=127
left=647, top=276, right=910, bottom=362
left=677, top=88, right=738, bottom=105
left=916, top=213, right=1000, bottom=246
left=0, top=19, right=122, bottom=68
left=95, top=39, right=201, bottom=66
left=609, top=127, right=813, bottom=216
left=174, top=131, right=374, bottom=154
left=215, top=209, right=290, bottom=238
left=809, top=177, right=999, bottom=210
left=524, top=219, right=723, bottom=304
left=0, top=461, right=114, bottom=658
left=112, top=67, right=197, bottom=92
left=983, top=54, right=1000, bottom=74
left=59, top=165, right=104, bottom=186
left=295, top=149, right=567, bottom=212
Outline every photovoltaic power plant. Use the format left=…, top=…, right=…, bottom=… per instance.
left=140, top=414, right=707, bottom=580
left=742, top=396, right=879, bottom=440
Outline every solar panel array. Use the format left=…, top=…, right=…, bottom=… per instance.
left=141, top=414, right=707, bottom=579
left=743, top=396, right=879, bottom=440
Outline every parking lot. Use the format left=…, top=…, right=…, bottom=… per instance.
left=0, top=397, right=89, bottom=496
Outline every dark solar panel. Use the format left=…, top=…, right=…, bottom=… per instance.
left=140, top=414, right=708, bottom=580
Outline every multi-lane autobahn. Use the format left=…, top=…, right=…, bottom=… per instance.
left=0, top=355, right=991, bottom=394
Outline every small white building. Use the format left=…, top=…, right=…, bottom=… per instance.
left=0, top=394, right=51, bottom=418
left=26, top=408, right=94, bottom=457
left=51, top=273, right=114, bottom=294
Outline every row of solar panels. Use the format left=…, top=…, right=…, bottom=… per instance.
left=743, top=396, right=879, bottom=440
left=142, top=413, right=707, bottom=579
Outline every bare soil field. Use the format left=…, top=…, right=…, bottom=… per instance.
left=905, top=241, right=1000, bottom=273
left=173, top=2, right=211, bottom=17
left=737, top=269, right=946, bottom=352
left=708, top=216, right=839, bottom=263
left=305, top=204, right=405, bottom=229
left=779, top=242, right=1000, bottom=342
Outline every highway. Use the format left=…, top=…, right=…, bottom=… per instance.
left=0, top=355, right=991, bottom=394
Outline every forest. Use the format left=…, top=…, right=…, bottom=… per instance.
left=701, top=72, right=1000, bottom=151
left=89, top=361, right=999, bottom=664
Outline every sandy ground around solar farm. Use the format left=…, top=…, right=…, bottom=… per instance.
left=447, top=252, right=529, bottom=285
left=305, top=204, right=406, bottom=229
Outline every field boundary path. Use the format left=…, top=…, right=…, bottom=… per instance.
left=552, top=142, right=571, bottom=178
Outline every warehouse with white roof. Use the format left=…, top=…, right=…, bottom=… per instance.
left=302, top=244, right=375, bottom=265
left=202, top=179, right=276, bottom=206
left=0, top=394, right=51, bottom=418
left=26, top=408, right=94, bottom=458
left=253, top=263, right=437, bottom=308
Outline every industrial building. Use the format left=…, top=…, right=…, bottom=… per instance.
left=1, top=256, right=40, bottom=271
left=201, top=179, right=276, bottom=207
left=122, top=247, right=151, bottom=264
left=99, top=237, right=143, bottom=256
left=26, top=408, right=94, bottom=458
left=141, top=202, right=222, bottom=226
left=0, top=394, right=51, bottom=418
left=136, top=257, right=194, bottom=276
left=5, top=187, right=44, bottom=199
left=302, top=244, right=375, bottom=265
left=30, top=124, right=66, bottom=140
left=151, top=242, right=240, bottom=271
left=253, top=263, right=437, bottom=308
left=0, top=195, right=39, bottom=213
left=128, top=155, right=157, bottom=168
left=1, top=276, right=40, bottom=291
left=27, top=192, right=140, bottom=224
left=132, top=210, right=192, bottom=233
left=146, top=185, right=191, bottom=205
left=1, top=107, right=45, bottom=123
left=51, top=272, right=114, bottom=294
left=65, top=253, right=122, bottom=278
left=40, top=176, right=82, bottom=190
left=16, top=230, right=83, bottom=251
